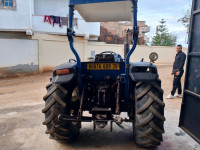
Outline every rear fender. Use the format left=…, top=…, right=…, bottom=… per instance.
left=51, top=63, right=77, bottom=84
left=129, top=62, right=158, bottom=82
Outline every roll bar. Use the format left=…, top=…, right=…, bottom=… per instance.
left=67, top=0, right=138, bottom=76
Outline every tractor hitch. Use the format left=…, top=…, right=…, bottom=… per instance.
left=58, top=113, right=133, bottom=132
left=58, top=114, right=93, bottom=122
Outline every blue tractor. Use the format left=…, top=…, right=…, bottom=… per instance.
left=42, top=0, right=165, bottom=148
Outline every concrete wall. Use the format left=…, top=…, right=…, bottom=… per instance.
left=0, top=31, right=32, bottom=39
left=0, top=39, right=38, bottom=77
left=37, top=40, right=188, bottom=73
left=32, top=33, right=87, bottom=72
left=34, top=0, right=68, bottom=16
left=87, top=42, right=188, bottom=64
left=0, top=36, right=188, bottom=77
left=0, top=0, right=32, bottom=32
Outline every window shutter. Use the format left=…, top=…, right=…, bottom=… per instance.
left=12, top=0, right=16, bottom=9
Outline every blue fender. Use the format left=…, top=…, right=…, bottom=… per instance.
left=51, top=63, right=77, bottom=84
left=129, top=62, right=159, bottom=82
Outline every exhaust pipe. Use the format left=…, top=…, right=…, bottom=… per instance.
left=124, top=29, right=130, bottom=59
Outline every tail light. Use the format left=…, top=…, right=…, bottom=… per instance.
left=56, top=69, right=70, bottom=76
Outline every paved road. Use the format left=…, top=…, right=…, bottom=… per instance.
left=0, top=65, right=199, bottom=150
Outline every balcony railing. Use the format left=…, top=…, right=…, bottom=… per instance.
left=32, top=15, right=100, bottom=38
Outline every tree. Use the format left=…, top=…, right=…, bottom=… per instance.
left=177, top=3, right=192, bottom=33
left=152, top=19, right=177, bottom=47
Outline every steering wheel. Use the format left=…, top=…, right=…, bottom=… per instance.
left=100, top=51, right=117, bottom=55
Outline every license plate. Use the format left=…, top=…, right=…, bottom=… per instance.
left=87, top=63, right=120, bottom=70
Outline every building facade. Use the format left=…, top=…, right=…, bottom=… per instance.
left=99, top=21, right=150, bottom=45
left=0, top=0, right=100, bottom=37
left=0, top=0, right=100, bottom=77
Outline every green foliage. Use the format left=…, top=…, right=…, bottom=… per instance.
left=152, top=19, right=177, bottom=47
left=178, top=10, right=191, bottom=33
left=177, top=0, right=192, bottom=33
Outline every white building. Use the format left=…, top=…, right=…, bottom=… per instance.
left=0, top=0, right=100, bottom=77
left=0, top=0, right=100, bottom=37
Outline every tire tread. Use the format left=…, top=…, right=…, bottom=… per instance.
left=133, top=81, right=165, bottom=148
left=42, top=83, right=80, bottom=142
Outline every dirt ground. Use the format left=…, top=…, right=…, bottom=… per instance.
left=0, top=65, right=199, bottom=150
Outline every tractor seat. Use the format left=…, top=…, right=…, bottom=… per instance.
left=95, top=51, right=122, bottom=62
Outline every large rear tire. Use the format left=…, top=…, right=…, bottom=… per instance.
left=42, top=83, right=80, bottom=142
left=133, top=80, right=165, bottom=148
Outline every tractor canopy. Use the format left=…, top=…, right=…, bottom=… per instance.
left=69, top=0, right=134, bottom=22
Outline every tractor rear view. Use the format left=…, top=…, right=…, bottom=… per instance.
left=42, top=0, right=165, bottom=148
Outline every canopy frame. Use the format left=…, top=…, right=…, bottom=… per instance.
left=70, top=0, right=131, bottom=5
left=67, top=0, right=138, bottom=96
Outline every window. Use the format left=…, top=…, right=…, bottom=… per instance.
left=0, top=0, right=16, bottom=9
left=4, top=0, right=13, bottom=7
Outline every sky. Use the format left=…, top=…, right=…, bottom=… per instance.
left=138, top=0, right=191, bottom=47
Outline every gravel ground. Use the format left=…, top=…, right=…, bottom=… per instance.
left=0, top=65, right=199, bottom=150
